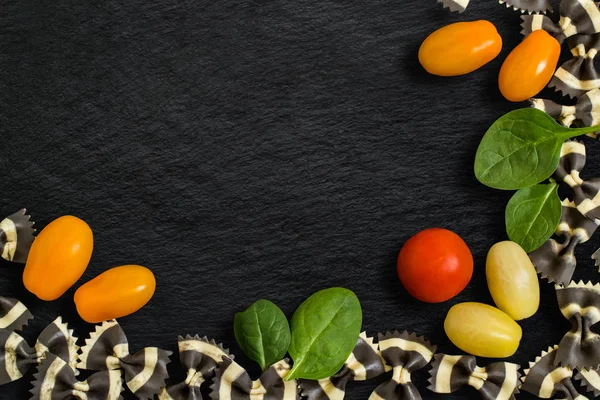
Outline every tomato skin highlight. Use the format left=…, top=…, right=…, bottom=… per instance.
left=419, top=20, right=502, bottom=76
left=23, top=215, right=93, bottom=301
left=397, top=228, right=473, bottom=303
left=499, top=30, right=561, bottom=102
left=74, top=265, right=156, bottom=323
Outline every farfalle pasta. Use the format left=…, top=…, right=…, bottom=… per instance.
left=369, top=331, right=435, bottom=400
left=553, top=34, right=600, bottom=98
left=529, top=199, right=599, bottom=284
left=0, top=296, right=79, bottom=385
left=555, top=281, right=600, bottom=369
left=78, top=319, right=172, bottom=400
left=427, top=354, right=520, bottom=400
left=575, top=368, right=600, bottom=397
left=436, top=0, right=470, bottom=13
left=500, top=0, right=553, bottom=13
left=521, top=0, right=600, bottom=44
left=526, top=141, right=600, bottom=285
left=159, top=335, right=231, bottom=400
left=531, top=88, right=600, bottom=129
left=31, top=353, right=123, bottom=400
left=554, top=141, right=600, bottom=222
left=437, top=0, right=552, bottom=14
left=299, top=332, right=388, bottom=400
left=0, top=209, right=35, bottom=264
left=209, top=357, right=298, bottom=400
left=0, top=316, right=79, bottom=384
left=0, top=296, right=33, bottom=331
left=521, top=345, right=586, bottom=399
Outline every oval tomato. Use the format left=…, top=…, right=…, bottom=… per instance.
left=444, top=302, right=522, bottom=357
left=74, top=265, right=156, bottom=323
left=486, top=241, right=539, bottom=321
left=418, top=20, right=502, bottom=76
left=23, top=215, right=93, bottom=301
left=499, top=30, right=561, bottom=102
left=397, top=228, right=473, bottom=303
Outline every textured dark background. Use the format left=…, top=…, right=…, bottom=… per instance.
left=0, top=0, right=597, bottom=399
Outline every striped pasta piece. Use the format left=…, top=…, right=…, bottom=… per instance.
left=369, top=331, right=435, bottom=400
left=427, top=354, right=520, bottom=400
left=554, top=141, right=600, bottom=223
left=552, top=34, right=600, bottom=98
left=531, top=88, right=600, bottom=130
left=31, top=353, right=123, bottom=400
left=529, top=198, right=599, bottom=285
left=555, top=281, right=600, bottom=369
left=521, top=345, right=585, bottom=399
left=0, top=296, right=33, bottom=332
left=298, top=332, right=388, bottom=400
left=521, top=0, right=600, bottom=43
left=436, top=0, right=470, bottom=13
left=0, top=209, right=35, bottom=264
left=209, top=357, right=299, bottom=400
left=0, top=317, right=79, bottom=385
left=78, top=320, right=172, bottom=400
left=159, top=335, right=231, bottom=400
left=499, top=0, right=552, bottom=14
left=575, top=367, right=600, bottom=397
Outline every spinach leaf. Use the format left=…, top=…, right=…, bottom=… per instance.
left=474, top=108, right=599, bottom=190
left=505, top=182, right=561, bottom=253
left=234, top=299, right=291, bottom=371
left=286, top=287, right=362, bottom=381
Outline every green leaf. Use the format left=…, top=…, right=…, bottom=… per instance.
left=474, top=108, right=600, bottom=190
left=286, top=287, right=362, bottom=381
left=505, top=182, right=562, bottom=253
left=234, top=299, right=291, bottom=371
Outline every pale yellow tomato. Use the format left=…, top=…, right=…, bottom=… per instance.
left=486, top=241, right=540, bottom=320
left=444, top=302, right=522, bottom=358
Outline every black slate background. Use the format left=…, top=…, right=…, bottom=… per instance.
left=0, top=0, right=597, bottom=399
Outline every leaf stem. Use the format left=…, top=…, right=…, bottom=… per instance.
left=567, top=125, right=600, bottom=138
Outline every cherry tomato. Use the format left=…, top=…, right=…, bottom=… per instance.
left=74, top=265, right=156, bottom=323
left=397, top=228, right=473, bottom=303
left=486, top=241, right=539, bottom=321
left=419, top=20, right=502, bottom=76
left=23, top=216, right=93, bottom=301
left=444, top=302, right=522, bottom=358
left=499, top=30, right=561, bottom=102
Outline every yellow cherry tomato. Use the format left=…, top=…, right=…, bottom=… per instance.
left=444, top=302, right=522, bottom=358
left=486, top=241, right=540, bottom=321
left=499, top=30, right=561, bottom=102
left=74, top=265, right=156, bottom=323
left=23, top=216, right=93, bottom=301
left=418, top=20, right=502, bottom=76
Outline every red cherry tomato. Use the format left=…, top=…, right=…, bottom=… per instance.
left=397, top=228, right=473, bottom=303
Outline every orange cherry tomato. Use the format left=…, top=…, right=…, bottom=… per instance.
left=397, top=228, right=473, bottom=303
left=499, top=30, right=561, bottom=102
left=419, top=20, right=502, bottom=76
left=23, top=216, right=93, bottom=301
left=74, top=265, right=156, bottom=323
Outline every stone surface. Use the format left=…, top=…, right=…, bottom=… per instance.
left=0, top=0, right=583, bottom=398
